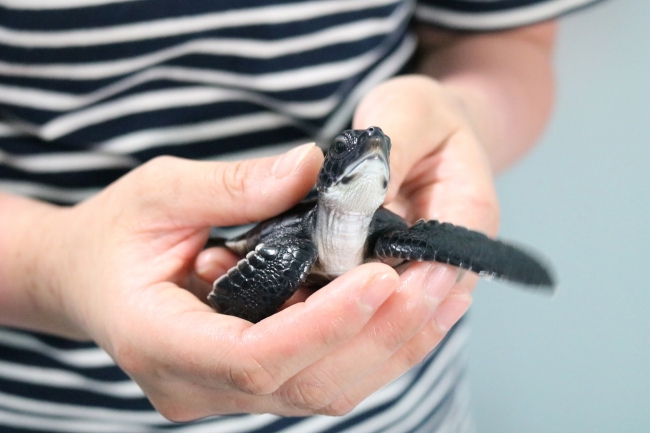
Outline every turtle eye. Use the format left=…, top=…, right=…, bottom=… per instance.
left=332, top=140, right=346, bottom=154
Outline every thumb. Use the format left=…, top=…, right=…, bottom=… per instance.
left=121, top=143, right=323, bottom=227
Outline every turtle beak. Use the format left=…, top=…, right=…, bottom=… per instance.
left=362, top=127, right=390, bottom=162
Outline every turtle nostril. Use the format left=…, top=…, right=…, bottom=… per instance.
left=367, top=127, right=375, bottom=134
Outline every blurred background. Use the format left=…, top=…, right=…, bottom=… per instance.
left=466, top=0, right=650, bottom=432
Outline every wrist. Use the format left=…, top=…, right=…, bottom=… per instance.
left=0, top=193, right=88, bottom=339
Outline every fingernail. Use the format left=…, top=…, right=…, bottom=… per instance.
left=436, top=292, right=472, bottom=332
left=361, top=271, right=398, bottom=311
left=272, top=143, right=315, bottom=179
left=424, top=264, right=457, bottom=304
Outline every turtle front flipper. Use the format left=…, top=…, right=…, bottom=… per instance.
left=208, top=238, right=318, bottom=323
left=373, top=220, right=555, bottom=291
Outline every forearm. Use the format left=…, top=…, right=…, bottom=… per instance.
left=417, top=21, right=557, bottom=172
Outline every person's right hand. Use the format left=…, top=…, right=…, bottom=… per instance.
left=0, top=143, right=461, bottom=420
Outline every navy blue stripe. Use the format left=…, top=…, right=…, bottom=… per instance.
left=0, top=165, right=130, bottom=189
left=131, top=125, right=311, bottom=161
left=0, top=136, right=86, bottom=155
left=0, top=425, right=47, bottom=433
left=0, top=0, right=396, bottom=31
left=24, top=330, right=97, bottom=350
left=0, top=23, right=390, bottom=67
left=0, top=76, right=344, bottom=119
left=419, top=0, right=572, bottom=13
left=0, top=346, right=127, bottom=381
left=0, top=32, right=388, bottom=89
left=0, top=377, right=152, bottom=409
left=0, top=4, right=400, bottom=56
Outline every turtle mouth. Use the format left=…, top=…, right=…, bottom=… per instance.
left=339, top=151, right=389, bottom=186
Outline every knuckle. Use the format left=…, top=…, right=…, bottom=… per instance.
left=138, top=155, right=178, bottom=182
left=467, top=193, right=500, bottom=235
left=228, top=355, right=281, bottom=396
left=398, top=341, right=429, bottom=369
left=375, top=319, right=410, bottom=353
left=396, top=325, right=444, bottom=370
left=129, top=155, right=182, bottom=200
left=154, top=400, right=202, bottom=423
left=279, top=374, right=335, bottom=412
left=319, top=395, right=358, bottom=417
left=312, top=314, right=353, bottom=348
left=215, top=160, right=250, bottom=205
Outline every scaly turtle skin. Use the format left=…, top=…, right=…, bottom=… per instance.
left=208, top=127, right=555, bottom=323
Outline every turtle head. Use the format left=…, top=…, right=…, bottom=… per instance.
left=317, top=127, right=391, bottom=214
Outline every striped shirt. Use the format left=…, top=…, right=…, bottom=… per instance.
left=0, top=1, right=596, bottom=432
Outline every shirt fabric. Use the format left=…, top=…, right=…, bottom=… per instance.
left=0, top=1, right=596, bottom=432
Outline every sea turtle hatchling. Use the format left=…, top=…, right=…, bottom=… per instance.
left=207, top=127, right=555, bottom=323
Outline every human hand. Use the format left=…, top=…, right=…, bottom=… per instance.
left=3, top=144, right=444, bottom=419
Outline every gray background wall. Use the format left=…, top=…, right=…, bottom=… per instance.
left=466, top=0, right=650, bottom=432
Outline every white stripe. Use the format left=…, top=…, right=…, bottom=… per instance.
left=0, top=360, right=144, bottom=398
left=0, top=393, right=286, bottom=433
left=0, top=329, right=114, bottom=368
left=0, top=391, right=166, bottom=424
left=0, top=31, right=396, bottom=112
left=0, top=0, right=140, bottom=9
left=0, top=149, right=137, bottom=173
left=39, top=88, right=296, bottom=140
left=93, top=34, right=412, bottom=155
left=96, top=35, right=414, bottom=155
left=0, top=405, right=278, bottom=433
left=0, top=180, right=98, bottom=203
left=318, top=31, right=417, bottom=143
left=383, top=355, right=467, bottom=433
left=0, top=0, right=400, bottom=47
left=165, top=415, right=279, bottom=433
left=0, top=76, right=341, bottom=115
left=0, top=123, right=20, bottom=137
left=8, top=35, right=396, bottom=139
left=0, top=408, right=153, bottom=433
left=97, top=112, right=295, bottom=154
left=0, top=69, right=340, bottom=113
left=0, top=4, right=409, bottom=80
left=416, top=0, right=596, bottom=30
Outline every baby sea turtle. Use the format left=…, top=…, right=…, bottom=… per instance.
left=208, top=127, right=554, bottom=323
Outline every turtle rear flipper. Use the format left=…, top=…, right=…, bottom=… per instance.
left=208, top=237, right=318, bottom=323
left=373, top=220, right=555, bottom=291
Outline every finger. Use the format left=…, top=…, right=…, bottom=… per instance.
left=194, top=247, right=240, bottom=283
left=120, top=143, right=323, bottom=227
left=273, top=262, right=458, bottom=413
left=184, top=272, right=214, bottom=302
left=322, top=284, right=472, bottom=416
left=118, top=266, right=398, bottom=397
left=225, top=264, right=399, bottom=396
left=353, top=76, right=464, bottom=202
left=408, top=130, right=498, bottom=236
